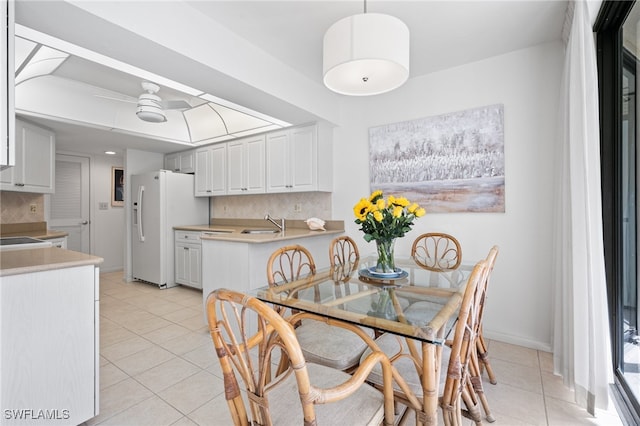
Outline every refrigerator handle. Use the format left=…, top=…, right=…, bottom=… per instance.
left=136, top=185, right=145, bottom=242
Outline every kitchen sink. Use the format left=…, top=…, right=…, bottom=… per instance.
left=241, top=229, right=281, bottom=234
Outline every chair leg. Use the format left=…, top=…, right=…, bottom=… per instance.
left=469, top=349, right=495, bottom=423
left=476, top=333, right=497, bottom=385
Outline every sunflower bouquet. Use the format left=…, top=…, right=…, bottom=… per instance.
left=353, top=190, right=426, bottom=273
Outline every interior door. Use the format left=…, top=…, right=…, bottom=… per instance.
left=48, top=154, right=90, bottom=253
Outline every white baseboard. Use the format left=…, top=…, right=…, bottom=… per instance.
left=484, top=330, right=552, bottom=352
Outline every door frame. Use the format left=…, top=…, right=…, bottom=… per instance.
left=45, top=153, right=92, bottom=253
left=596, top=1, right=640, bottom=422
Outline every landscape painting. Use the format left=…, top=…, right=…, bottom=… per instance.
left=369, top=104, right=505, bottom=213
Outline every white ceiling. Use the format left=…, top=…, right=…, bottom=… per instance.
left=14, top=0, right=569, bottom=158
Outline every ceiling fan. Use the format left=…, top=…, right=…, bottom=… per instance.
left=96, top=81, right=192, bottom=123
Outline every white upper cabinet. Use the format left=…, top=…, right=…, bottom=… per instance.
left=192, top=123, right=332, bottom=197
left=1, top=0, right=15, bottom=168
left=0, top=119, right=55, bottom=193
left=266, top=123, right=332, bottom=193
left=227, top=135, right=265, bottom=195
left=194, top=144, right=226, bottom=196
left=164, top=150, right=195, bottom=174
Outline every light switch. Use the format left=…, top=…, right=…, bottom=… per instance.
left=99, top=202, right=109, bottom=210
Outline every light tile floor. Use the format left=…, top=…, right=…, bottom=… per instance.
left=92, top=271, right=624, bottom=425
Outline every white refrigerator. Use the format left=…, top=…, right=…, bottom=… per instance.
left=131, top=170, right=208, bottom=288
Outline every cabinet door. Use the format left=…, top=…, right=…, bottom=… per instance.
left=179, top=151, right=195, bottom=173
left=175, top=244, right=189, bottom=284
left=21, top=123, right=54, bottom=192
left=289, top=125, right=317, bottom=192
left=226, top=140, right=245, bottom=194
left=209, top=144, right=226, bottom=195
left=244, top=135, right=265, bottom=194
left=265, top=130, right=290, bottom=193
left=165, top=153, right=180, bottom=172
left=194, top=148, right=212, bottom=196
left=187, top=245, right=202, bottom=289
left=1, top=0, right=15, bottom=167
left=1, top=120, right=55, bottom=193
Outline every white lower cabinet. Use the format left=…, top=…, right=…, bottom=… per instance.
left=200, top=233, right=340, bottom=324
left=175, top=231, right=202, bottom=289
left=0, top=263, right=99, bottom=425
left=47, top=236, right=68, bottom=249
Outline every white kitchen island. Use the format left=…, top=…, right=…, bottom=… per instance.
left=178, top=219, right=344, bottom=323
left=0, top=247, right=102, bottom=425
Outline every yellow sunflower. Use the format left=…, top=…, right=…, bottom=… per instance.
left=369, top=190, right=383, bottom=202
left=353, top=198, right=373, bottom=221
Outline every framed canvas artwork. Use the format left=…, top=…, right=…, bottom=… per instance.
left=369, top=104, right=505, bottom=213
left=111, top=167, right=124, bottom=207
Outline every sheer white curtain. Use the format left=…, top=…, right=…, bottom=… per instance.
left=552, top=0, right=612, bottom=415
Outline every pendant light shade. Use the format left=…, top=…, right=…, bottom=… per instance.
left=323, top=12, right=410, bottom=96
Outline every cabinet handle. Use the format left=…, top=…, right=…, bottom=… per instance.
left=184, top=247, right=189, bottom=250
left=14, top=183, right=24, bottom=187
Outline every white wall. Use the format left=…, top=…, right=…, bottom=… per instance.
left=332, top=41, right=564, bottom=351
left=91, top=154, right=124, bottom=272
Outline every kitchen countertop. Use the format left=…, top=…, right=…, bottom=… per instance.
left=0, top=247, right=103, bottom=277
left=175, top=218, right=344, bottom=244
left=0, top=221, right=68, bottom=240
left=0, top=229, right=69, bottom=240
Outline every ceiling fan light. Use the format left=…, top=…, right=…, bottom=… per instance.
left=136, top=104, right=166, bottom=123
left=136, top=92, right=166, bottom=123
left=323, top=13, right=409, bottom=96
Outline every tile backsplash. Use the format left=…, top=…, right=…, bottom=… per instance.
left=211, top=192, right=332, bottom=221
left=0, top=191, right=45, bottom=223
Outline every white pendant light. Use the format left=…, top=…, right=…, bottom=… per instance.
left=323, top=1, right=410, bottom=96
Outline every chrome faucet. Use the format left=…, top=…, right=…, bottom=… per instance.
left=265, top=213, right=285, bottom=232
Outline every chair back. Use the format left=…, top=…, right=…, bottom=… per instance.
left=477, top=246, right=499, bottom=335
left=206, top=288, right=396, bottom=425
left=441, top=260, right=489, bottom=421
left=329, top=236, right=360, bottom=280
left=411, top=232, right=462, bottom=271
left=267, top=244, right=316, bottom=287
left=206, top=288, right=316, bottom=425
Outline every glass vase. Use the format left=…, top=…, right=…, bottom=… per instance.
left=375, top=238, right=396, bottom=273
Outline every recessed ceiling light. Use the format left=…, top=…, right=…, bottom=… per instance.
left=104, top=151, right=116, bottom=155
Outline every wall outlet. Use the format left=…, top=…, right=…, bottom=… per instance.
left=30, top=204, right=37, bottom=213
left=294, top=203, right=302, bottom=213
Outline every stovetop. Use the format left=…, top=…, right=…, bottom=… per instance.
left=0, top=237, right=46, bottom=245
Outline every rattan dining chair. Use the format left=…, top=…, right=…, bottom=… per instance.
left=476, top=245, right=499, bottom=385
left=411, top=232, right=462, bottom=271
left=329, top=235, right=360, bottom=280
left=206, top=288, right=395, bottom=426
left=361, top=260, right=489, bottom=426
left=267, top=244, right=375, bottom=371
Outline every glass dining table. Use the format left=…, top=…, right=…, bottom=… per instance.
left=252, top=256, right=478, bottom=426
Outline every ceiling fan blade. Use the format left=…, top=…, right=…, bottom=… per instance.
left=161, top=100, right=191, bottom=110
left=94, top=94, right=138, bottom=104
